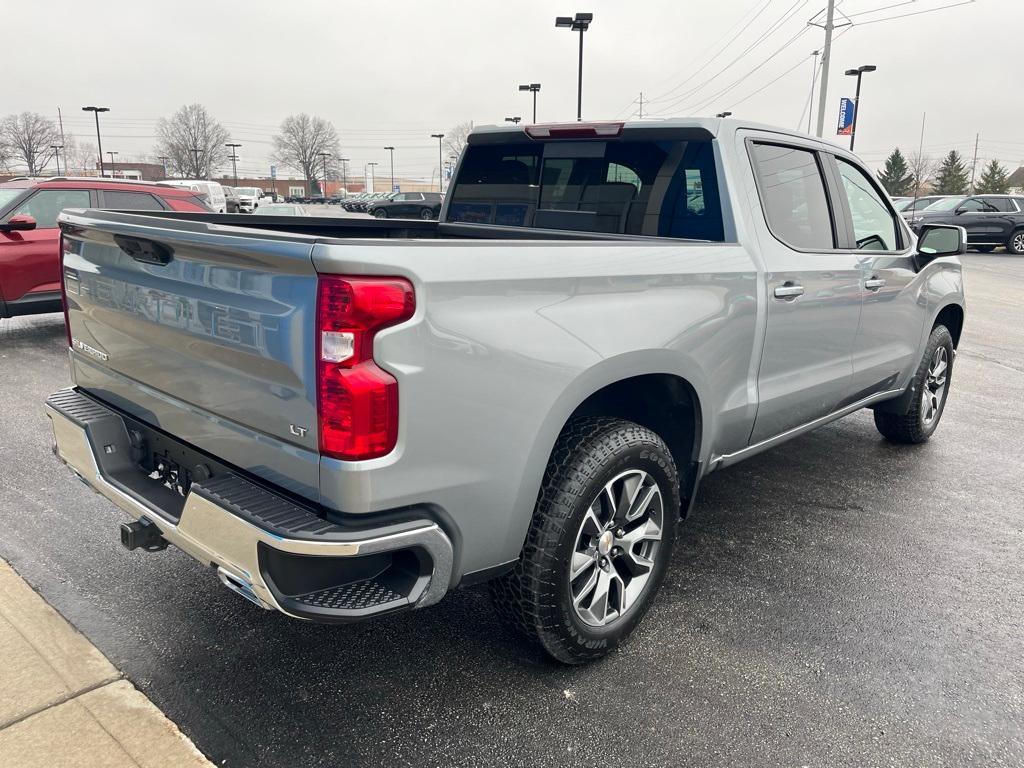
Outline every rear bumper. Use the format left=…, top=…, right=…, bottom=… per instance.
left=45, top=388, right=453, bottom=622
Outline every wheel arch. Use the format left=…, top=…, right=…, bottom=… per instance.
left=933, top=301, right=965, bottom=348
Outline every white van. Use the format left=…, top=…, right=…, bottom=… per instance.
left=156, top=180, right=227, bottom=213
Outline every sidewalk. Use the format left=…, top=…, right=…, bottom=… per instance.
left=0, top=559, right=212, bottom=768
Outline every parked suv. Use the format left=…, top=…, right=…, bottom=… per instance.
left=0, top=177, right=210, bottom=318
left=48, top=119, right=966, bottom=663
left=908, top=194, right=1024, bottom=253
left=369, top=191, right=444, bottom=219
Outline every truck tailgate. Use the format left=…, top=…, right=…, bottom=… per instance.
left=59, top=210, right=322, bottom=501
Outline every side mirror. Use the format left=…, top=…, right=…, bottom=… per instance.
left=916, top=224, right=966, bottom=266
left=0, top=214, right=37, bottom=232
left=953, top=207, right=966, bottom=215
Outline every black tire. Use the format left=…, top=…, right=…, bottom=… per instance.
left=1008, top=230, right=1024, bottom=256
left=973, top=245, right=995, bottom=253
left=490, top=417, right=680, bottom=664
left=420, top=207, right=434, bottom=220
left=372, top=208, right=387, bottom=219
left=874, top=325, right=954, bottom=444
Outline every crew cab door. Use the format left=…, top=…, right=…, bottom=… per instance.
left=744, top=138, right=863, bottom=444
left=828, top=154, right=923, bottom=399
left=0, top=187, right=94, bottom=303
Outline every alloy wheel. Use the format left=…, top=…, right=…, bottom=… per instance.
left=1013, top=232, right=1024, bottom=253
left=921, top=345, right=949, bottom=426
left=569, top=469, right=664, bottom=627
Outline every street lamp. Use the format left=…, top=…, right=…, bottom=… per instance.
left=384, top=146, right=395, bottom=192
left=366, top=161, right=378, bottom=193
left=50, top=144, right=63, bottom=176
left=430, top=133, right=445, bottom=192
left=317, top=152, right=331, bottom=197
left=225, top=142, right=241, bottom=186
left=505, top=116, right=522, bottom=124
left=518, top=83, right=541, bottom=123
left=106, top=151, right=118, bottom=178
left=81, top=106, right=109, bottom=177
left=715, top=111, right=733, bottom=118
left=555, top=13, right=593, bottom=121
left=844, top=65, right=877, bottom=151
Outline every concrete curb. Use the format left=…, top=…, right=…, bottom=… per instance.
left=0, top=559, right=213, bottom=768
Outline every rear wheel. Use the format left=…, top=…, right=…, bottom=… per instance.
left=1008, top=230, right=1024, bottom=255
left=874, top=325, right=954, bottom=444
left=420, top=207, right=435, bottom=220
left=490, top=417, right=679, bottom=664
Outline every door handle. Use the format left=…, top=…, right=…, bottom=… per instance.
left=773, top=282, right=804, bottom=299
left=864, top=277, right=886, bottom=291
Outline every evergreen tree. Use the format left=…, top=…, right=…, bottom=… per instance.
left=878, top=148, right=914, bottom=196
left=933, top=150, right=970, bottom=195
left=975, top=159, right=1010, bottom=194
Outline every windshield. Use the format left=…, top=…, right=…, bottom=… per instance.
left=0, top=188, right=26, bottom=209
left=448, top=138, right=724, bottom=239
left=923, top=197, right=965, bottom=212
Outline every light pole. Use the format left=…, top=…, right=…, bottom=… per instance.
left=555, top=13, right=593, bottom=121
left=366, top=162, right=378, bottom=193
left=157, top=155, right=170, bottom=179
left=845, top=65, right=876, bottom=151
left=505, top=116, right=522, bottom=124
left=431, top=133, right=444, bottom=192
left=81, top=106, right=109, bottom=177
left=384, top=146, right=395, bottom=192
left=339, top=157, right=350, bottom=193
left=715, top=111, right=732, bottom=118
left=225, top=142, right=241, bottom=186
left=106, top=151, right=118, bottom=178
left=189, top=147, right=202, bottom=178
left=51, top=144, right=63, bottom=176
left=518, top=83, right=541, bottom=123
left=317, top=152, right=331, bottom=197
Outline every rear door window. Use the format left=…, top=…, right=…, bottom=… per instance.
left=980, top=196, right=1014, bottom=212
left=101, top=191, right=165, bottom=210
left=12, top=189, right=91, bottom=228
left=750, top=143, right=834, bottom=250
left=448, top=138, right=724, bottom=240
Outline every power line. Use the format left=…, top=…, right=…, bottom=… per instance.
left=850, top=0, right=975, bottom=25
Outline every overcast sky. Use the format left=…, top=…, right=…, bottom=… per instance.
left=9, top=0, right=1022, bottom=182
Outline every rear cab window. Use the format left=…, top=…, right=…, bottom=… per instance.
left=447, top=131, right=725, bottom=240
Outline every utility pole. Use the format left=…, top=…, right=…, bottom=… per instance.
left=814, top=0, right=836, bottom=138
left=339, top=157, right=350, bottom=193
left=317, top=151, right=331, bottom=196
left=225, top=142, right=241, bottom=186
left=190, top=147, right=201, bottom=178
left=384, top=146, right=395, bottom=192
left=969, top=133, right=980, bottom=193
left=638, top=92, right=643, bottom=119
left=107, top=151, right=118, bottom=177
left=158, top=156, right=170, bottom=179
left=431, top=134, right=445, bottom=192
left=57, top=107, right=65, bottom=147
left=51, top=145, right=63, bottom=176
left=807, top=50, right=820, bottom=134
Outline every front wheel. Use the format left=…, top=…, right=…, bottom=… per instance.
left=420, top=207, right=435, bottom=220
left=874, top=325, right=954, bottom=444
left=490, top=417, right=680, bottom=664
left=372, top=208, right=387, bottom=218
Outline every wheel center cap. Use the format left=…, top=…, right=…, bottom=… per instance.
left=598, top=530, right=614, bottom=557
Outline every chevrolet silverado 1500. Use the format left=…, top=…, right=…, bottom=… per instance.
left=47, top=119, right=966, bottom=663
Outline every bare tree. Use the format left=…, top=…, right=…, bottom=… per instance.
left=154, top=104, right=230, bottom=179
left=0, top=112, right=61, bottom=175
left=272, top=114, right=342, bottom=195
left=64, top=136, right=97, bottom=175
left=443, top=121, right=473, bottom=161
left=907, top=150, right=938, bottom=196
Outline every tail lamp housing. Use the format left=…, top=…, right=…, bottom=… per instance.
left=316, top=276, right=415, bottom=461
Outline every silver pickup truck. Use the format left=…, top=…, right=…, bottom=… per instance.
left=48, top=119, right=966, bottom=664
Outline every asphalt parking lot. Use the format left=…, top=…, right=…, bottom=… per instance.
left=0, top=254, right=1021, bottom=767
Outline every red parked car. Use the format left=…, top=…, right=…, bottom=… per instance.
left=0, top=177, right=211, bottom=318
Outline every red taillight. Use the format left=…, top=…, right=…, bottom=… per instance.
left=316, top=276, right=415, bottom=461
left=524, top=122, right=624, bottom=139
left=59, top=233, right=72, bottom=347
